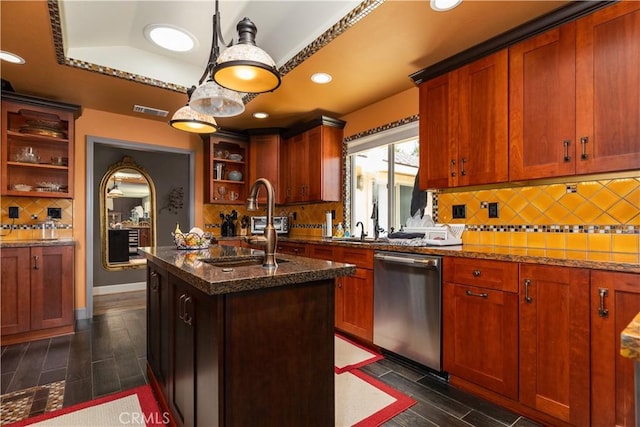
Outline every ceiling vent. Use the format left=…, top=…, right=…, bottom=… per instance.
left=133, top=105, right=169, bottom=117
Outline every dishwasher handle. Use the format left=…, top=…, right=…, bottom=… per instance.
left=374, top=253, right=439, bottom=269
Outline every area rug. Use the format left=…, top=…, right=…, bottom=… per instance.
left=4, top=385, right=165, bottom=427
left=335, top=334, right=415, bottom=426
left=335, top=333, right=383, bottom=374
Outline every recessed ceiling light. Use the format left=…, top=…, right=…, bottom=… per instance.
left=144, top=24, right=196, bottom=52
left=430, top=0, right=462, bottom=12
left=0, top=50, right=25, bottom=64
left=253, top=112, right=269, bottom=119
left=311, top=73, right=332, bottom=84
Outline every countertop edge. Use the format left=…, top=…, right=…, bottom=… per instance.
left=0, top=239, right=77, bottom=247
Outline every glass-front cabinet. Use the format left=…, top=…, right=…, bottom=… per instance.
left=1, top=92, right=80, bottom=198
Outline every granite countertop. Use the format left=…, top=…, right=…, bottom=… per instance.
left=139, top=245, right=355, bottom=296
left=279, top=236, right=640, bottom=274
left=621, top=312, right=640, bottom=362
left=0, top=239, right=76, bottom=248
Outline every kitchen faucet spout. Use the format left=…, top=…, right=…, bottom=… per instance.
left=244, top=178, right=277, bottom=269
left=371, top=201, right=380, bottom=240
left=355, top=221, right=367, bottom=241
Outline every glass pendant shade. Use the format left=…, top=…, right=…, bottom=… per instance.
left=169, top=104, right=218, bottom=133
left=189, top=80, right=245, bottom=117
left=212, top=18, right=281, bottom=93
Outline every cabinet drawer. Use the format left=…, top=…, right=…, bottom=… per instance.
left=308, top=245, right=333, bottom=261
left=334, top=247, right=373, bottom=269
left=276, top=242, right=308, bottom=257
left=444, top=257, right=518, bottom=293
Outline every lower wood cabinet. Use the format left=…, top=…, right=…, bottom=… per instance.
left=146, top=260, right=335, bottom=427
left=333, top=247, right=373, bottom=342
left=276, top=241, right=308, bottom=257
left=443, top=257, right=519, bottom=399
left=0, top=244, right=74, bottom=344
left=591, top=270, right=640, bottom=427
left=519, top=264, right=590, bottom=426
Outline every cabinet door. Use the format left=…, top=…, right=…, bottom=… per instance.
left=147, top=263, right=170, bottom=391
left=248, top=133, right=285, bottom=204
left=335, top=267, right=373, bottom=341
left=170, top=277, right=220, bottom=427
left=519, top=265, right=590, bottom=425
left=576, top=2, right=640, bottom=174
left=509, top=23, right=577, bottom=180
left=418, top=72, right=457, bottom=189
left=457, top=50, right=508, bottom=186
left=591, top=271, right=640, bottom=427
left=276, top=241, right=308, bottom=257
left=30, top=246, right=74, bottom=330
left=0, top=247, right=31, bottom=335
left=287, top=133, right=308, bottom=203
left=308, top=125, right=342, bottom=202
left=443, top=283, right=518, bottom=399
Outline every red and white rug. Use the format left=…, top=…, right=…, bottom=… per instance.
left=334, top=334, right=415, bottom=426
left=5, top=385, right=165, bottom=427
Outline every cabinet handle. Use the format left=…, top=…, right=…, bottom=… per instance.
left=472, top=269, right=481, bottom=277
left=580, top=136, right=589, bottom=160
left=450, top=159, right=456, bottom=177
left=460, top=158, right=467, bottom=176
left=337, top=279, right=342, bottom=288
left=598, top=288, right=609, bottom=318
left=178, top=294, right=186, bottom=321
left=150, top=271, right=159, bottom=292
left=524, top=278, right=532, bottom=303
left=465, top=290, right=488, bottom=298
left=563, top=140, right=571, bottom=162
left=33, top=255, right=39, bottom=270
left=183, top=296, right=193, bottom=325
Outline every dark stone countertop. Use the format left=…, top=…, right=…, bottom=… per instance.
left=0, top=239, right=76, bottom=248
left=279, top=236, right=640, bottom=274
left=139, top=245, right=355, bottom=296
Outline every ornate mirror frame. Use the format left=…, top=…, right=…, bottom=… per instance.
left=100, top=156, right=156, bottom=271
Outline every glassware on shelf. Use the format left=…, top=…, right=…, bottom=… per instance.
left=217, top=185, right=227, bottom=200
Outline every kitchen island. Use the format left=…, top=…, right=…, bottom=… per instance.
left=139, top=245, right=355, bottom=427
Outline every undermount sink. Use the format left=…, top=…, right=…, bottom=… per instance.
left=202, top=256, right=289, bottom=268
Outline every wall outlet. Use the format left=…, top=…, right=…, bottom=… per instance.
left=488, top=202, right=499, bottom=218
left=8, top=206, right=19, bottom=218
left=47, top=207, right=62, bottom=219
left=452, top=204, right=466, bottom=219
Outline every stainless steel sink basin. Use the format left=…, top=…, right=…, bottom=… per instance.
left=202, top=256, right=289, bottom=268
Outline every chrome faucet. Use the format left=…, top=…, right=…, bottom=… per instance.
left=244, top=178, right=278, bottom=269
left=355, top=221, right=367, bottom=241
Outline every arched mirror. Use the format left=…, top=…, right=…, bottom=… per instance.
left=100, top=156, right=156, bottom=270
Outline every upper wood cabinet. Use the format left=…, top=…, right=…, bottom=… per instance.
left=204, top=131, right=249, bottom=205
left=510, top=2, right=640, bottom=180
left=419, top=50, right=508, bottom=189
left=1, top=92, right=80, bottom=198
left=282, top=117, right=345, bottom=204
left=575, top=1, right=640, bottom=174
left=248, top=132, right=286, bottom=204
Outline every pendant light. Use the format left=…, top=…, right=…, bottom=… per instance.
left=212, top=18, right=281, bottom=94
left=169, top=86, right=219, bottom=133
left=108, top=181, right=124, bottom=198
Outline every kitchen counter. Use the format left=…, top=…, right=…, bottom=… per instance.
left=279, top=236, right=639, bottom=274
left=0, top=239, right=76, bottom=247
left=138, top=244, right=355, bottom=296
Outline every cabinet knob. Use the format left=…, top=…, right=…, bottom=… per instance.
left=472, top=269, right=481, bottom=277
left=563, top=140, right=571, bottom=162
left=33, top=255, right=39, bottom=270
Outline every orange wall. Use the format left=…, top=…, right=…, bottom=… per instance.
left=73, top=108, right=204, bottom=309
left=341, top=87, right=418, bottom=138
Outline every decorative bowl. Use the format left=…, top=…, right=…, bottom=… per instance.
left=172, top=232, right=211, bottom=250
left=228, top=170, right=243, bottom=181
left=228, top=153, right=243, bottom=161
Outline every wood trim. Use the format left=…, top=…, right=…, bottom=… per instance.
left=410, top=1, right=614, bottom=84
left=0, top=91, right=81, bottom=118
left=146, top=365, right=178, bottom=427
left=0, top=325, right=74, bottom=346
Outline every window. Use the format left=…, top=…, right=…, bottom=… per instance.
left=347, top=122, right=432, bottom=237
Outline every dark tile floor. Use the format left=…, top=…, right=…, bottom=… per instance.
left=2, top=303, right=539, bottom=426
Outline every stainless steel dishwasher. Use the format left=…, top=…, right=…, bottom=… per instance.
left=373, top=251, right=442, bottom=372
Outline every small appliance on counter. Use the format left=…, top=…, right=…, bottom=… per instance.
left=250, top=216, right=289, bottom=235
left=220, top=211, right=238, bottom=236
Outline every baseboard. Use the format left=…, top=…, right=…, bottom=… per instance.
left=93, top=282, right=146, bottom=295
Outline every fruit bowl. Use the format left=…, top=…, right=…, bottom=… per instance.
left=172, top=232, right=211, bottom=250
